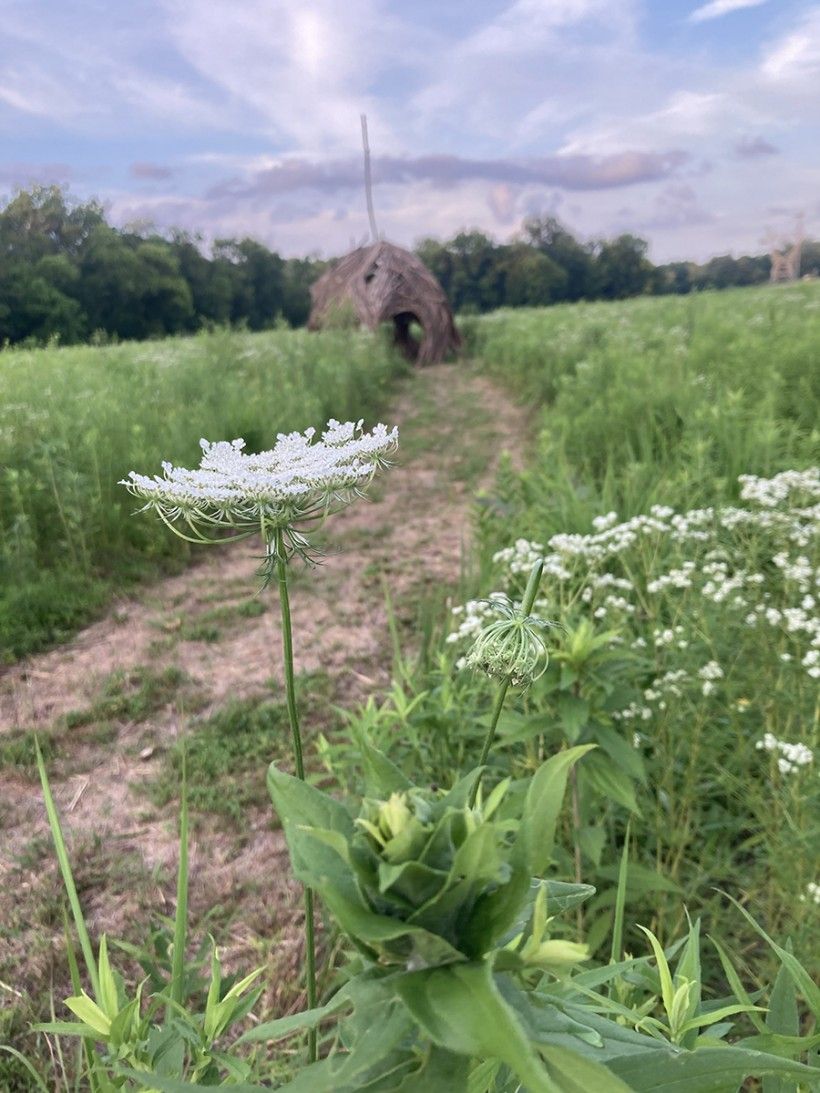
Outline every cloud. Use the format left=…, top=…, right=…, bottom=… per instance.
left=0, top=162, right=73, bottom=189
left=688, top=0, right=767, bottom=24
left=637, top=184, right=715, bottom=230
left=208, top=149, right=689, bottom=204
left=131, top=162, right=174, bottom=180
left=734, top=135, right=778, bottom=158
left=760, top=9, right=820, bottom=86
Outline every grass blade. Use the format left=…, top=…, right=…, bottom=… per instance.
left=36, top=737, right=99, bottom=998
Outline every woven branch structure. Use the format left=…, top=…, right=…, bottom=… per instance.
left=308, top=240, right=460, bottom=365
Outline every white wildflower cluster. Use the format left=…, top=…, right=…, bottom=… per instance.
left=739, top=468, right=820, bottom=508
left=698, top=660, right=724, bottom=696
left=121, top=420, right=398, bottom=558
left=647, top=562, right=696, bottom=593
left=447, top=593, right=509, bottom=650
left=653, top=626, right=688, bottom=649
left=756, top=733, right=814, bottom=775
left=612, top=702, right=653, bottom=723
left=643, top=669, right=689, bottom=708
left=448, top=468, right=820, bottom=695
left=802, top=881, right=820, bottom=905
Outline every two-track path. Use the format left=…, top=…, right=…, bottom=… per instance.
left=0, top=362, right=529, bottom=1021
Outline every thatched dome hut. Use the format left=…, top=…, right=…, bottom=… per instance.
left=308, top=240, right=460, bottom=365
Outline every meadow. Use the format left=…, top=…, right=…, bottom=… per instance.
left=1, top=284, right=819, bottom=1090
left=0, top=326, right=403, bottom=662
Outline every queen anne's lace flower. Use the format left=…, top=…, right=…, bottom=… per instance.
left=121, top=420, right=398, bottom=563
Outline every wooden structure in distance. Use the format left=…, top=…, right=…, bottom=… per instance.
left=307, top=240, right=461, bottom=366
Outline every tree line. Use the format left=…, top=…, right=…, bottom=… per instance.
left=1, top=185, right=818, bottom=347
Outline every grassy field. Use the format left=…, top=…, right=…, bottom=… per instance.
left=450, top=283, right=820, bottom=976
left=1, top=286, right=818, bottom=1089
left=0, top=325, right=404, bottom=662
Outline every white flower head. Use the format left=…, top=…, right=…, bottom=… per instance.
left=121, top=419, right=398, bottom=567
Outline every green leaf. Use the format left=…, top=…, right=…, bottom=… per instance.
left=557, top=694, right=589, bottom=743
left=596, top=861, right=680, bottom=896
left=120, top=1073, right=269, bottom=1093
left=637, top=925, right=676, bottom=1019
left=36, top=738, right=100, bottom=999
left=610, top=823, right=630, bottom=968
left=708, top=935, right=768, bottom=1037
left=268, top=762, right=353, bottom=835
left=608, top=1045, right=820, bottom=1091
left=593, top=726, right=647, bottom=783
left=31, top=1020, right=96, bottom=1038
left=763, top=948, right=801, bottom=1093
left=724, top=894, right=820, bottom=1018
left=64, top=991, right=112, bottom=1037
left=578, top=752, right=640, bottom=813
left=239, top=991, right=353, bottom=1043
left=97, top=935, right=119, bottom=1020
left=171, top=749, right=189, bottom=1009
left=356, top=733, right=414, bottom=796
left=539, top=1043, right=634, bottom=1092
left=519, top=744, right=597, bottom=875
left=395, top=961, right=562, bottom=1093
left=0, top=1047, right=50, bottom=1092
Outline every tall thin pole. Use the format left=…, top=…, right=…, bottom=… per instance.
left=360, top=113, right=379, bottom=242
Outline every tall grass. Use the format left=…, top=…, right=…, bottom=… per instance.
left=464, top=283, right=820, bottom=521
left=0, top=326, right=404, bottom=661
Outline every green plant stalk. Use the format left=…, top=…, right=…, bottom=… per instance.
left=274, top=527, right=317, bottom=1063
left=170, top=750, right=189, bottom=1010
left=36, top=737, right=100, bottom=1000
left=470, top=560, right=544, bottom=806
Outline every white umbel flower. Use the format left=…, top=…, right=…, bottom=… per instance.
left=121, top=419, right=398, bottom=565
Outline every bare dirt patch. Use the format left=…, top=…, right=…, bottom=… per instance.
left=0, top=362, right=530, bottom=1040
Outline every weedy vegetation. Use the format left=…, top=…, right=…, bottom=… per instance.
left=1, top=282, right=819, bottom=1091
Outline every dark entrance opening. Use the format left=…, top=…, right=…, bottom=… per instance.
left=392, top=311, right=423, bottom=361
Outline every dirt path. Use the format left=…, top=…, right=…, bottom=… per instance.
left=0, top=362, right=530, bottom=1028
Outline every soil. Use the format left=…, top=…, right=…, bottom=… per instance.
left=0, top=362, right=530, bottom=1032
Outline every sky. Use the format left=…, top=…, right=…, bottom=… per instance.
left=1, top=0, right=819, bottom=263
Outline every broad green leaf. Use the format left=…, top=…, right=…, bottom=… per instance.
left=579, top=752, right=640, bottom=813
left=320, top=881, right=467, bottom=968
left=593, top=726, right=647, bottom=783
left=596, top=861, right=681, bottom=896
left=64, top=992, right=111, bottom=1037
left=268, top=763, right=354, bottom=838
left=395, top=961, right=561, bottom=1093
left=439, top=767, right=484, bottom=811
left=539, top=1043, right=633, bottom=1092
left=608, top=1045, right=820, bottom=1091
left=519, top=744, right=597, bottom=875
left=357, top=734, right=414, bottom=796
left=557, top=693, right=589, bottom=742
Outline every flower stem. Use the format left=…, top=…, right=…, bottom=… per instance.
left=274, top=529, right=317, bottom=1063
left=471, top=678, right=511, bottom=806
left=469, top=560, right=544, bottom=808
